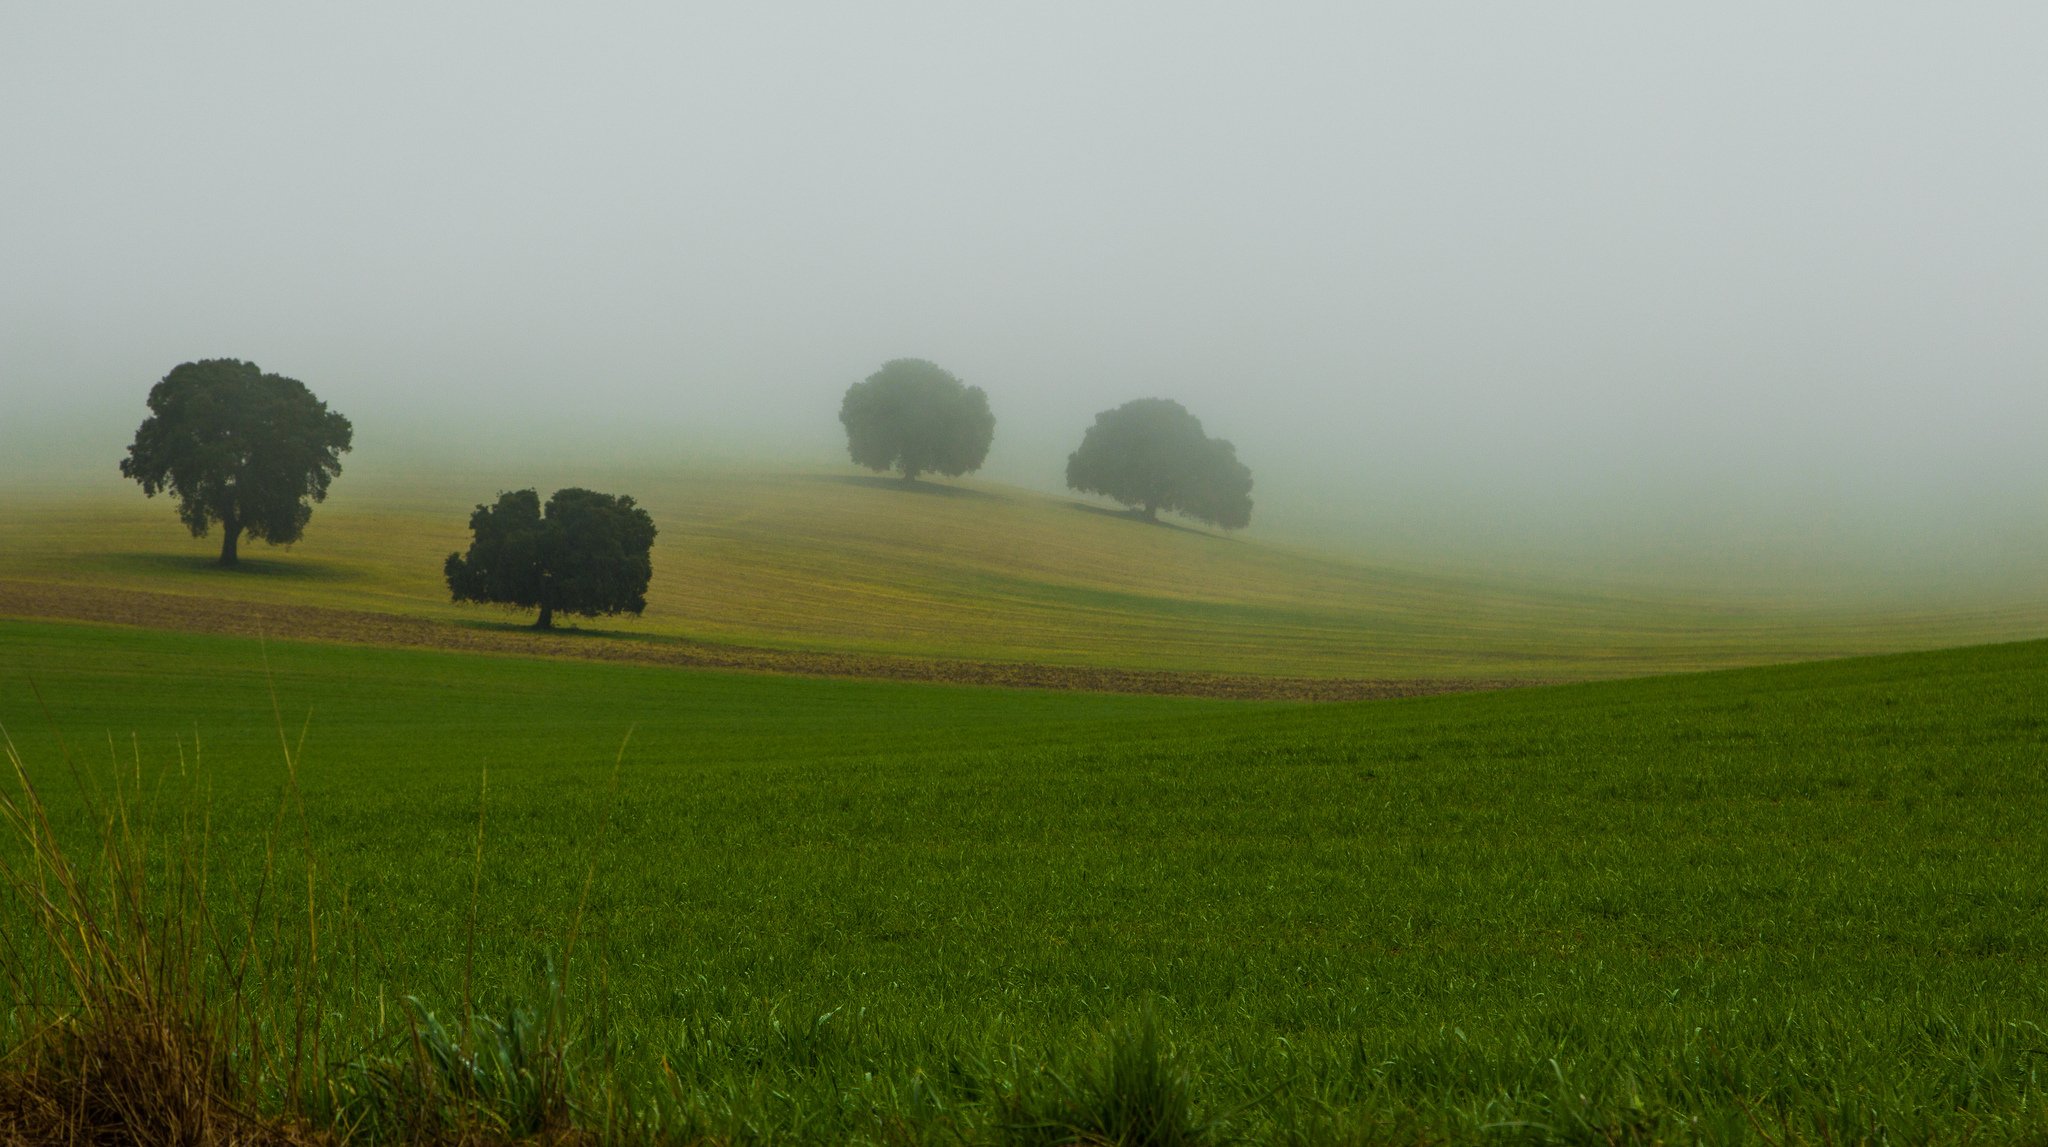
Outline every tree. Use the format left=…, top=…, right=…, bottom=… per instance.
left=444, top=487, right=657, bottom=630
left=838, top=359, right=995, bottom=481
left=120, top=359, right=355, bottom=567
left=1065, top=398, right=1254, bottom=529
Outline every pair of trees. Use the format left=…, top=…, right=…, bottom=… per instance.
left=840, top=359, right=1254, bottom=530
left=122, top=359, right=657, bottom=629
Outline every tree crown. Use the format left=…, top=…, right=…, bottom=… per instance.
left=120, top=359, right=354, bottom=555
left=1065, top=398, right=1253, bottom=529
left=444, top=487, right=658, bottom=627
left=838, top=359, right=995, bottom=480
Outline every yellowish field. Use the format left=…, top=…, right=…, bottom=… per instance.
left=2, top=466, right=2042, bottom=680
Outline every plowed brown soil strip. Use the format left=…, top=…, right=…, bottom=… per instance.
left=0, top=579, right=1536, bottom=701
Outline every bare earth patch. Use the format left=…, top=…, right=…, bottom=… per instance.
left=0, top=579, right=1539, bottom=701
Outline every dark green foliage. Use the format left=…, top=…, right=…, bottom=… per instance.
left=839, top=359, right=996, bottom=481
left=118, top=358, right=354, bottom=566
left=444, top=487, right=657, bottom=629
left=1066, top=399, right=1252, bottom=528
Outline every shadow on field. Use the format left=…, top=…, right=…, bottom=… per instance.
left=454, top=616, right=649, bottom=638
left=449, top=615, right=732, bottom=646
left=810, top=474, right=1006, bottom=500
left=1066, top=502, right=1223, bottom=538
left=94, top=551, right=361, bottom=582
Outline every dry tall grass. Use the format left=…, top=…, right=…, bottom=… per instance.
left=0, top=691, right=604, bottom=1147
left=0, top=705, right=323, bottom=1146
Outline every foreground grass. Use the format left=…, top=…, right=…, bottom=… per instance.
left=2, top=619, right=2045, bottom=1142
left=6, top=468, right=2044, bottom=679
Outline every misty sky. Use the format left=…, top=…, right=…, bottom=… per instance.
left=4, top=4, right=2045, bottom=586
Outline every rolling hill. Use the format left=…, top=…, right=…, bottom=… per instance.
left=2, top=466, right=2042, bottom=685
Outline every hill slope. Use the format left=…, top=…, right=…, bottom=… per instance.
left=2, top=466, right=2042, bottom=681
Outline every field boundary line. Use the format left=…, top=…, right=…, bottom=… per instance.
left=0, top=578, right=1543, bottom=701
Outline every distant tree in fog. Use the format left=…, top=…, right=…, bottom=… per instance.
left=1065, top=398, right=1253, bottom=529
left=838, top=359, right=995, bottom=482
left=445, top=487, right=657, bottom=630
left=119, top=359, right=354, bottom=567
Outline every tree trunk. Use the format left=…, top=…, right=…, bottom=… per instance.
left=535, top=602, right=555, bottom=630
left=1142, top=503, right=1159, bottom=522
left=900, top=466, right=920, bottom=483
left=218, top=522, right=242, bottom=566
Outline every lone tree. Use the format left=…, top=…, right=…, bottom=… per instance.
left=1065, top=398, right=1254, bottom=529
left=120, top=359, right=354, bottom=566
left=444, top=487, right=657, bottom=630
left=838, top=359, right=995, bottom=481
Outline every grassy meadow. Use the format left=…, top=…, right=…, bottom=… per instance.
left=3, top=617, right=2045, bottom=1143
left=4, top=467, right=2045, bottom=680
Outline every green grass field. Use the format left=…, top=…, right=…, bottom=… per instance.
left=5, top=467, right=2044, bottom=680
left=4, top=617, right=2045, bottom=1143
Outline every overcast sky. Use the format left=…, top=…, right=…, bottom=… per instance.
left=4, top=3, right=2044, bottom=587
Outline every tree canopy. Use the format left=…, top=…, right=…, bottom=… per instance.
left=838, top=359, right=995, bottom=481
left=444, top=488, right=658, bottom=630
left=1065, top=398, right=1254, bottom=529
left=119, top=359, right=354, bottom=566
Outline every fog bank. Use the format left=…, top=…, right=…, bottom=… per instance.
left=5, top=4, right=2044, bottom=599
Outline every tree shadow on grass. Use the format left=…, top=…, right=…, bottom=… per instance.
left=447, top=616, right=723, bottom=647
left=454, top=615, right=621, bottom=637
left=1065, top=502, right=1226, bottom=538
left=453, top=616, right=582, bottom=636
left=806, top=474, right=1007, bottom=501
left=93, top=551, right=363, bottom=582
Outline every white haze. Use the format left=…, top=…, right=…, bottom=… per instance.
left=3, top=3, right=2045, bottom=597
